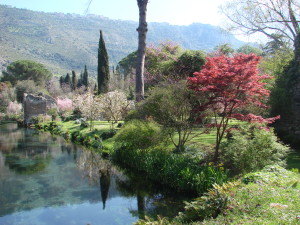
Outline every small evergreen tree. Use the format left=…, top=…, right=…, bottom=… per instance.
left=64, top=73, right=71, bottom=86
left=71, top=70, right=77, bottom=91
left=59, top=76, right=64, bottom=87
left=83, top=65, right=89, bottom=87
left=97, top=30, right=110, bottom=94
left=77, top=72, right=83, bottom=88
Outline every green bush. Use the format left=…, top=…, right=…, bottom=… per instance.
left=177, top=181, right=240, bottom=223
left=113, top=146, right=227, bottom=195
left=133, top=81, right=207, bottom=152
left=80, top=120, right=89, bottom=128
left=220, top=125, right=289, bottom=175
left=100, top=129, right=116, bottom=140
left=70, top=130, right=80, bottom=141
left=114, top=120, right=169, bottom=150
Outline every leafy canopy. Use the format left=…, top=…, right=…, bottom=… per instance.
left=188, top=54, right=278, bottom=161
left=1, top=60, right=52, bottom=86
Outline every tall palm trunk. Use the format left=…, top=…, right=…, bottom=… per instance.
left=136, top=0, right=148, bottom=102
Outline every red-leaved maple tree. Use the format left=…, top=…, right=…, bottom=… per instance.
left=188, top=54, right=279, bottom=162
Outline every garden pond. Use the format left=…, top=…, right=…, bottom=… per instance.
left=0, top=122, right=187, bottom=225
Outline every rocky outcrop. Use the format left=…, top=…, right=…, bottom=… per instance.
left=23, top=93, right=57, bottom=125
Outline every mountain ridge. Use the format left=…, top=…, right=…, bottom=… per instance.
left=0, top=5, right=245, bottom=76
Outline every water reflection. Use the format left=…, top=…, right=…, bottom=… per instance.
left=0, top=123, right=186, bottom=225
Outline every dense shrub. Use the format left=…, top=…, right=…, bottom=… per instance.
left=100, top=130, right=117, bottom=140
left=113, top=146, right=227, bottom=195
left=177, top=181, right=240, bottom=222
left=220, top=125, right=289, bottom=175
left=80, top=120, right=89, bottom=128
left=133, top=81, right=207, bottom=152
left=114, top=120, right=169, bottom=150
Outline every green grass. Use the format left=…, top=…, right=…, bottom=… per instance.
left=41, top=120, right=300, bottom=169
left=51, top=120, right=114, bottom=133
left=200, top=166, right=300, bottom=225
left=39, top=120, right=119, bottom=152
left=136, top=166, right=300, bottom=225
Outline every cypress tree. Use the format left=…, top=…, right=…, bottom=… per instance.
left=59, top=76, right=64, bottom=87
left=65, top=73, right=71, bottom=86
left=77, top=72, right=83, bottom=88
left=97, top=30, right=110, bottom=94
left=71, top=70, right=77, bottom=90
left=83, top=65, right=89, bottom=87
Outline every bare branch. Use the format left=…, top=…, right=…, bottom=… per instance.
left=221, top=0, right=300, bottom=44
left=85, top=0, right=93, bottom=15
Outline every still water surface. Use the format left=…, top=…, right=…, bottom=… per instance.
left=0, top=123, right=185, bottom=225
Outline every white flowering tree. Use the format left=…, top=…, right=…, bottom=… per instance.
left=6, top=101, right=22, bottom=117
left=73, top=91, right=102, bottom=130
left=100, top=91, right=133, bottom=128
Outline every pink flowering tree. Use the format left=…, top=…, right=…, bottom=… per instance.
left=56, top=97, right=73, bottom=120
left=57, top=98, right=73, bottom=112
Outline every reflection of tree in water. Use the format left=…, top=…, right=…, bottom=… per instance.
left=0, top=152, right=9, bottom=178
left=0, top=124, right=53, bottom=175
left=4, top=154, right=51, bottom=174
left=77, top=150, right=123, bottom=210
left=77, top=149, right=187, bottom=218
left=115, top=172, right=149, bottom=219
left=0, top=123, right=23, bottom=153
left=115, top=170, right=187, bottom=220
left=100, top=168, right=110, bottom=209
left=62, top=144, right=78, bottom=160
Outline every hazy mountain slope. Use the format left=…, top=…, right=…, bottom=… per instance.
left=0, top=5, right=244, bottom=76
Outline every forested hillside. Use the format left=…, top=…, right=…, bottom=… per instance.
left=0, top=5, right=244, bottom=75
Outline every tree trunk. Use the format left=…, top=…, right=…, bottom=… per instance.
left=135, top=0, right=148, bottom=102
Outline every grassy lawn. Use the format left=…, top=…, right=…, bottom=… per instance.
left=41, top=120, right=119, bottom=151
left=41, top=120, right=300, bottom=169
left=52, top=120, right=115, bottom=133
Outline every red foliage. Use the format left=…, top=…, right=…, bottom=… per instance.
left=188, top=54, right=279, bottom=161
left=188, top=54, right=275, bottom=123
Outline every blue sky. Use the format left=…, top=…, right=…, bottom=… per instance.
left=1, top=0, right=228, bottom=26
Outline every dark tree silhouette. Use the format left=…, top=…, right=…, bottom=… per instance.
left=71, top=70, right=77, bottom=91
left=97, top=30, right=110, bottom=94
left=82, top=65, right=89, bottom=87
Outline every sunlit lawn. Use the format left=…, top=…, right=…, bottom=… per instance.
left=48, top=120, right=300, bottom=168
left=54, top=120, right=115, bottom=133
